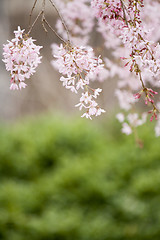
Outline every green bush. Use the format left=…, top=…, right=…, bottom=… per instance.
left=0, top=115, right=160, bottom=240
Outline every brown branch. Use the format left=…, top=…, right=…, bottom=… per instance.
left=42, top=17, right=67, bottom=43
left=29, top=0, right=38, bottom=29
left=48, top=0, right=70, bottom=42
left=138, top=71, right=145, bottom=89
left=41, top=0, right=48, bottom=33
left=27, top=10, right=43, bottom=35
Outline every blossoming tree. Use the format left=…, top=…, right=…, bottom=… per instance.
left=3, top=0, right=160, bottom=137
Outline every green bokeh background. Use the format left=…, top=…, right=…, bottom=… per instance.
left=0, top=115, right=160, bottom=240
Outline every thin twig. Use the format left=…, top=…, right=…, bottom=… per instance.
left=43, top=17, right=67, bottom=43
left=48, top=0, right=70, bottom=42
left=138, top=71, right=145, bottom=89
left=29, top=0, right=38, bottom=29
left=41, top=0, right=48, bottom=33
left=27, top=10, right=43, bottom=35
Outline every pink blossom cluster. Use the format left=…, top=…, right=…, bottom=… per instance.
left=120, top=25, right=160, bottom=80
left=51, top=43, right=105, bottom=119
left=76, top=89, right=105, bottom=119
left=91, top=0, right=123, bottom=22
left=95, top=0, right=160, bottom=88
left=3, top=26, right=42, bottom=90
left=92, top=0, right=160, bottom=136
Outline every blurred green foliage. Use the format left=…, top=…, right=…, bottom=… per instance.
left=0, top=115, right=160, bottom=240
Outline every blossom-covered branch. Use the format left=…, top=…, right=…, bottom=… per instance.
left=51, top=43, right=105, bottom=119
left=92, top=0, right=160, bottom=135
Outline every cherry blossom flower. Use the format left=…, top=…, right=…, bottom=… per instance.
left=3, top=26, right=42, bottom=90
left=51, top=43, right=105, bottom=119
left=76, top=90, right=105, bottom=119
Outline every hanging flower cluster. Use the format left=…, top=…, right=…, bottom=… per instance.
left=2, top=26, right=42, bottom=90
left=51, top=43, right=105, bottom=119
left=91, top=0, right=160, bottom=136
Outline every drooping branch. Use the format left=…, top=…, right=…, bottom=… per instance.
left=42, top=17, right=67, bottom=43
left=27, top=10, right=42, bottom=35
left=48, top=0, right=71, bottom=42
left=29, top=0, right=38, bottom=29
